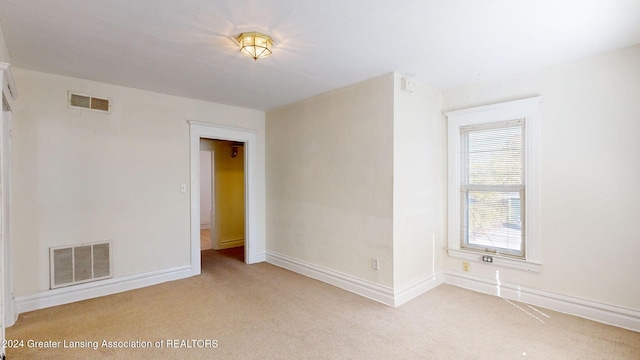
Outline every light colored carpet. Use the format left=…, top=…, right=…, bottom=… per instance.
left=200, top=228, right=211, bottom=250
left=7, top=249, right=640, bottom=359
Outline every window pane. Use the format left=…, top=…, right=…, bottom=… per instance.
left=467, top=124, right=523, bottom=186
left=464, top=191, right=522, bottom=252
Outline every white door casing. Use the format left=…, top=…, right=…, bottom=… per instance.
left=189, top=121, right=265, bottom=274
left=0, top=62, right=18, bottom=355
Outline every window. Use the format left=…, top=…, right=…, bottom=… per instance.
left=446, top=97, right=542, bottom=272
left=461, top=120, right=524, bottom=257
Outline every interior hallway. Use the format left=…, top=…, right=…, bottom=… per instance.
left=201, top=228, right=244, bottom=264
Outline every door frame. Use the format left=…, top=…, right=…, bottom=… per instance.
left=0, top=62, right=17, bottom=351
left=199, top=148, right=213, bottom=249
left=188, top=121, right=264, bottom=275
left=1, top=109, right=14, bottom=328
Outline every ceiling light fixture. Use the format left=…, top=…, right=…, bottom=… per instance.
left=236, top=32, right=273, bottom=61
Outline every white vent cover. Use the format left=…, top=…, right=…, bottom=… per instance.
left=68, top=91, right=111, bottom=113
left=50, top=241, right=112, bottom=289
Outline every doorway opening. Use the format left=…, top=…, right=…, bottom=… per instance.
left=188, top=121, right=264, bottom=277
left=199, top=139, right=245, bottom=262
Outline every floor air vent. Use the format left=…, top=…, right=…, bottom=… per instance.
left=50, top=242, right=112, bottom=289
left=68, top=91, right=111, bottom=113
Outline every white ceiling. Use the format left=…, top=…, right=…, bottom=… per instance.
left=0, top=0, right=638, bottom=111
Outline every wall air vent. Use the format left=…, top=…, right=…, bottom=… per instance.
left=68, top=91, right=111, bottom=113
left=50, top=241, right=112, bottom=289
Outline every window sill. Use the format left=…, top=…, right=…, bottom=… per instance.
left=447, top=248, right=542, bottom=273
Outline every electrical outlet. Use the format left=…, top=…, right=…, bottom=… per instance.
left=372, top=258, right=379, bottom=270
left=462, top=261, right=470, bottom=272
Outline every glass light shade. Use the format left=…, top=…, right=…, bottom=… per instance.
left=237, top=32, right=273, bottom=60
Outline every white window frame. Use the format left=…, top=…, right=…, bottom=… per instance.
left=446, top=97, right=542, bottom=273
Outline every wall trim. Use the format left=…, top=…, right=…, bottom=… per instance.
left=266, top=251, right=395, bottom=306
left=16, top=265, right=193, bottom=314
left=444, top=270, right=640, bottom=332
left=394, top=272, right=444, bottom=307
left=254, top=252, right=266, bottom=263
left=216, top=238, right=245, bottom=250
left=265, top=251, right=639, bottom=331
left=13, top=251, right=639, bottom=333
left=221, top=236, right=244, bottom=244
left=188, top=121, right=264, bottom=269
left=447, top=248, right=542, bottom=273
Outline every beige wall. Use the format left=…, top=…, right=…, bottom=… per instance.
left=212, top=140, right=245, bottom=249
left=441, top=45, right=640, bottom=310
left=392, top=74, right=446, bottom=288
left=9, top=37, right=637, bottom=314
left=0, top=23, right=10, bottom=63
left=11, top=69, right=264, bottom=297
left=266, top=74, right=395, bottom=286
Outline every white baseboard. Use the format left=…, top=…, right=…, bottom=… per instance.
left=265, top=253, right=639, bottom=331
left=5, top=298, right=17, bottom=327
left=215, top=238, right=244, bottom=250
left=266, top=251, right=395, bottom=306
left=15, top=265, right=195, bottom=315
left=248, top=252, right=266, bottom=264
left=200, top=223, right=211, bottom=230
left=14, top=252, right=638, bottom=333
left=444, top=270, right=640, bottom=332
left=394, top=272, right=444, bottom=307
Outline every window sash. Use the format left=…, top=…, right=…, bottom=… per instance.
left=461, top=189, right=525, bottom=257
left=460, top=120, right=526, bottom=258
